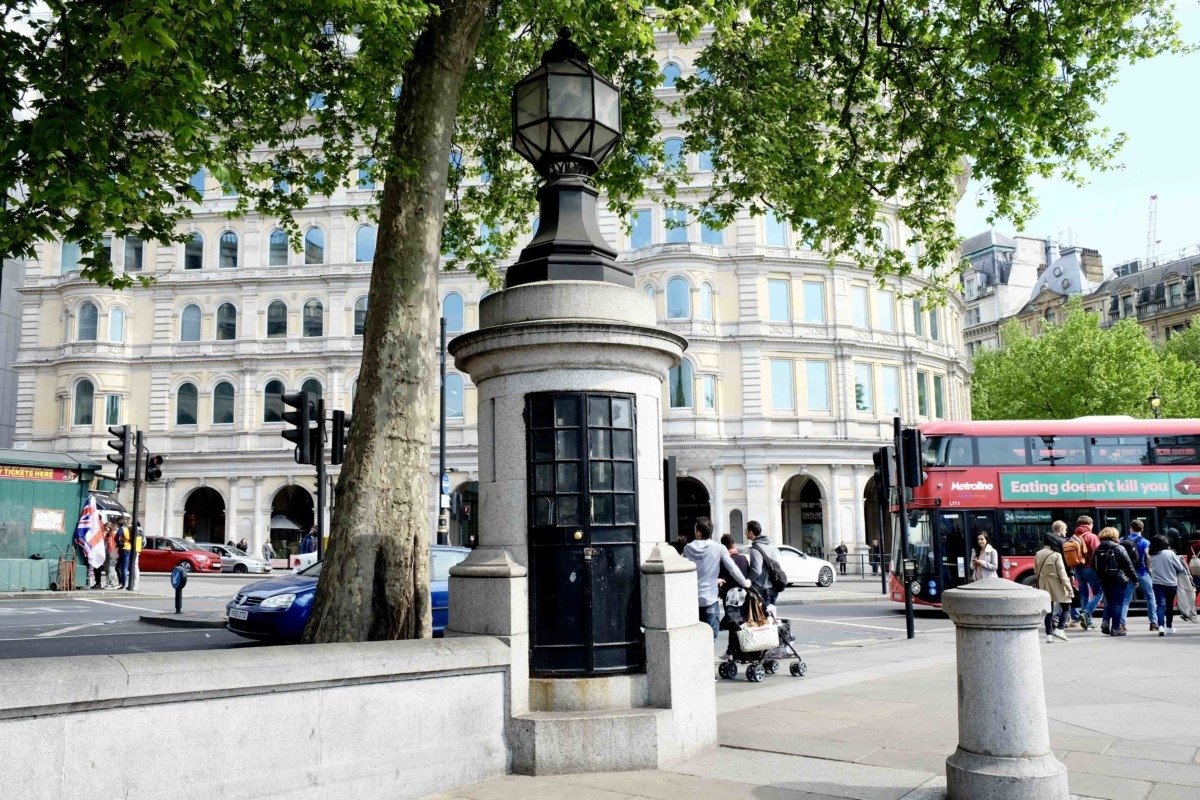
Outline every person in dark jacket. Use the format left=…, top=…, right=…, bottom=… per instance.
left=719, top=534, right=750, bottom=600
left=1094, top=527, right=1137, bottom=636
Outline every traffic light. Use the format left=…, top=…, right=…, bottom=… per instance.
left=106, top=424, right=131, bottom=481
left=144, top=454, right=164, bottom=483
left=282, top=390, right=315, bottom=465
left=900, top=428, right=925, bottom=488
left=872, top=446, right=894, bottom=503
left=330, top=410, right=351, bottom=465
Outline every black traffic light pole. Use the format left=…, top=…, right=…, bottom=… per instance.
left=128, top=430, right=144, bottom=592
left=877, top=471, right=888, bottom=597
left=437, top=316, right=448, bottom=546
left=316, top=398, right=327, bottom=561
left=894, top=416, right=915, bottom=639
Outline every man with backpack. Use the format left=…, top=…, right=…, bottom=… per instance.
left=1120, top=519, right=1159, bottom=632
left=746, top=520, right=787, bottom=606
left=1072, top=516, right=1103, bottom=630
left=1060, top=522, right=1088, bottom=628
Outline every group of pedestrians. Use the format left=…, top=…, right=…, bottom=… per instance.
left=1034, top=515, right=1196, bottom=641
left=91, top=517, right=135, bottom=590
left=680, top=517, right=782, bottom=639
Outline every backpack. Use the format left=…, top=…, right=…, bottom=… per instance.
left=1095, top=545, right=1124, bottom=580
left=752, top=541, right=788, bottom=595
left=1121, top=539, right=1142, bottom=571
left=1062, top=537, right=1086, bottom=568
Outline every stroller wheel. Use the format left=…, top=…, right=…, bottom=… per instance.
left=764, top=659, right=779, bottom=674
left=790, top=661, right=807, bottom=677
left=747, top=664, right=765, bottom=683
left=717, top=661, right=733, bottom=679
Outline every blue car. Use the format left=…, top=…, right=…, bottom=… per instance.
left=226, top=545, right=470, bottom=642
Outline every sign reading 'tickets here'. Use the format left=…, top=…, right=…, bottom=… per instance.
left=1000, top=472, right=1200, bottom=502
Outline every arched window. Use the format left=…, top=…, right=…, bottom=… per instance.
left=267, top=301, right=288, bottom=338
left=357, top=158, right=376, bottom=190
left=212, top=381, right=235, bottom=424
left=698, top=151, right=714, bottom=171
left=219, top=231, right=238, bottom=269
left=269, top=229, right=288, bottom=266
left=353, top=296, right=368, bottom=336
left=304, top=228, right=324, bottom=264
left=446, top=374, right=464, bottom=419
left=73, top=379, right=95, bottom=426
left=180, top=304, right=202, bottom=341
left=661, top=62, right=682, bottom=89
left=876, top=221, right=893, bottom=251
left=263, top=379, right=284, bottom=423
left=666, top=277, right=691, bottom=319
left=698, top=283, right=714, bottom=321
left=301, top=378, right=323, bottom=400
left=184, top=233, right=203, bottom=270
left=643, top=284, right=656, bottom=298
left=188, top=168, right=206, bottom=195
left=108, top=308, right=126, bottom=343
left=216, top=303, right=237, bottom=340
left=355, top=226, right=376, bottom=263
left=302, top=299, right=324, bottom=337
left=77, top=302, right=98, bottom=341
left=176, top=382, right=198, bottom=425
left=664, top=138, right=684, bottom=169
left=124, top=235, right=144, bottom=272
left=668, top=360, right=694, bottom=409
left=61, top=241, right=81, bottom=274
left=443, top=292, right=464, bottom=332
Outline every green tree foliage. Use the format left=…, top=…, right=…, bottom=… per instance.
left=1163, top=317, right=1200, bottom=369
left=972, top=301, right=1200, bottom=420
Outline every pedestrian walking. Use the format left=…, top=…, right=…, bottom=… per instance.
left=682, top=518, right=749, bottom=638
left=1094, top=527, right=1136, bottom=636
left=746, top=520, right=784, bottom=606
left=1061, top=523, right=1089, bottom=627
left=870, top=539, right=882, bottom=575
left=237, top=537, right=249, bottom=552
left=1035, top=526, right=1073, bottom=643
left=970, top=532, right=998, bottom=581
left=115, top=523, right=127, bottom=589
left=103, top=522, right=118, bottom=588
left=718, top=534, right=751, bottom=658
left=834, top=541, right=848, bottom=576
left=262, top=540, right=275, bottom=562
left=1149, top=535, right=1190, bottom=636
left=300, top=528, right=317, bottom=554
left=1073, top=516, right=1103, bottom=631
left=1120, top=520, right=1158, bottom=632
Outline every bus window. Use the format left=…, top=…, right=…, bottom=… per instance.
left=939, top=511, right=967, bottom=590
left=896, top=511, right=936, bottom=578
left=1089, top=436, right=1151, bottom=465
left=1001, top=509, right=1052, bottom=557
left=977, top=436, right=1028, bottom=466
left=1162, top=508, right=1200, bottom=556
left=1154, top=436, right=1200, bottom=465
left=1030, top=436, right=1086, bottom=466
left=945, top=437, right=974, bottom=466
left=922, top=436, right=942, bottom=466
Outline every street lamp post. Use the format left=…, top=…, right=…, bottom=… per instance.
left=1148, top=389, right=1162, bottom=419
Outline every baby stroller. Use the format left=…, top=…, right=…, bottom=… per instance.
left=717, top=586, right=807, bottom=682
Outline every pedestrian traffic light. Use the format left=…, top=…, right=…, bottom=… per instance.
left=282, top=390, right=315, bottom=465
left=106, top=424, right=131, bottom=482
left=330, top=409, right=351, bottom=465
left=144, top=454, right=165, bottom=483
left=900, top=428, right=925, bottom=488
left=872, top=445, right=894, bottom=503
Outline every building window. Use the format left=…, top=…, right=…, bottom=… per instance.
left=77, top=302, right=98, bottom=341
left=61, top=241, right=81, bottom=274
left=700, top=208, right=723, bottom=245
left=1121, top=295, right=1134, bottom=317
left=881, top=366, right=900, bottom=414
left=302, top=299, right=324, bottom=337
left=180, top=304, right=201, bottom=342
left=357, top=158, right=377, bottom=190
left=355, top=226, right=376, bottom=263
left=1169, top=283, right=1183, bottom=307
left=875, top=220, right=893, bottom=250
left=219, top=231, right=238, bottom=269
left=802, top=281, right=825, bottom=324
left=933, top=374, right=945, bottom=419
left=354, top=296, right=368, bottom=336
left=850, top=285, right=869, bottom=327
left=770, top=359, right=794, bottom=410
left=184, top=233, right=203, bottom=270
left=263, top=380, right=284, bottom=423
left=216, top=303, right=237, bottom=340
left=301, top=378, right=323, bottom=400
left=446, top=374, right=464, bottom=419
left=108, top=308, right=125, bottom=343
left=765, top=212, right=788, bottom=247
left=176, top=382, right=198, bottom=426
left=100, top=235, right=112, bottom=265
left=664, top=138, right=684, bottom=169
left=304, top=228, right=324, bottom=264
left=124, top=236, right=143, bottom=272
left=668, top=360, right=693, bottom=408
left=665, top=208, right=688, bottom=243
left=767, top=279, right=790, bottom=322
left=929, top=308, right=940, bottom=341
left=701, top=375, right=716, bottom=410
left=661, top=62, right=682, bottom=89
left=698, top=283, right=714, bottom=321
left=913, top=299, right=925, bottom=336
left=188, top=168, right=206, bottom=195
left=105, top=394, right=121, bottom=426
left=629, top=210, right=652, bottom=249
left=267, top=301, right=288, bottom=338
left=443, top=292, right=464, bottom=332
left=73, top=380, right=94, bottom=426
left=807, top=361, right=830, bottom=411
left=854, top=363, right=874, bottom=412
left=876, top=289, right=895, bottom=332
left=916, top=372, right=929, bottom=416
left=666, top=277, right=691, bottom=319
left=269, top=229, right=288, bottom=266
left=213, top=381, right=235, bottom=424
left=698, top=151, right=714, bottom=171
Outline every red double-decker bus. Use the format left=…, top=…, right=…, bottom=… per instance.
left=888, top=418, right=1200, bottom=607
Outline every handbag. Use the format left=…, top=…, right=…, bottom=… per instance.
left=1189, top=554, right=1200, bottom=578
left=737, top=621, right=780, bottom=652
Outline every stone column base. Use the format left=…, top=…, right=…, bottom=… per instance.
left=946, top=747, right=1068, bottom=800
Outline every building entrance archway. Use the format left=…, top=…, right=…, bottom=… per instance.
left=863, top=476, right=890, bottom=569
left=676, top=477, right=710, bottom=543
left=270, top=486, right=314, bottom=560
left=183, top=487, right=226, bottom=543
left=781, top=475, right=824, bottom=557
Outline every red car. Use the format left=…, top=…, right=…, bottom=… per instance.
left=139, top=537, right=223, bottom=573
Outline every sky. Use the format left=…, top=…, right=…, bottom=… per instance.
left=955, top=4, right=1200, bottom=268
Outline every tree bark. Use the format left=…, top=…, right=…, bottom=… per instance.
left=303, top=0, right=490, bottom=643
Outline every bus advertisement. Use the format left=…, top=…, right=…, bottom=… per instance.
left=888, top=419, right=1200, bottom=608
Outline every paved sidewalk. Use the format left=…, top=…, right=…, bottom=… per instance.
left=425, top=617, right=1200, bottom=800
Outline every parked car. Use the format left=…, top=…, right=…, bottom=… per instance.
left=195, top=543, right=272, bottom=574
left=290, top=550, right=317, bottom=573
left=226, top=546, right=470, bottom=643
left=139, top=537, right=223, bottom=573
left=774, top=544, right=836, bottom=587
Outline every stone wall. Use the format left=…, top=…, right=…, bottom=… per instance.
left=0, top=637, right=511, bottom=800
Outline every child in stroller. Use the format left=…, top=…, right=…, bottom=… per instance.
left=718, top=585, right=807, bottom=682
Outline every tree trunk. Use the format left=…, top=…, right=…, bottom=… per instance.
left=303, top=0, right=489, bottom=643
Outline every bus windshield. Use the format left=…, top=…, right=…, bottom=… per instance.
left=894, top=510, right=935, bottom=578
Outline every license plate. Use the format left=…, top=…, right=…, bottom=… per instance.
left=229, top=608, right=249, bottom=620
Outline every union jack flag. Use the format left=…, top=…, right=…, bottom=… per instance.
left=74, top=495, right=106, bottom=569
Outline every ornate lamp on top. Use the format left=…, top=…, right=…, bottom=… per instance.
left=507, top=27, right=630, bottom=288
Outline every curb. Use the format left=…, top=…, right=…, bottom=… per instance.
left=138, top=613, right=228, bottom=629
left=0, top=590, right=163, bottom=601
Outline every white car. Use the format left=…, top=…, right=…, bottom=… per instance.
left=195, top=543, right=272, bottom=574
left=774, top=545, right=837, bottom=587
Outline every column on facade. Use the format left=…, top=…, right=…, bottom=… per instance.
left=767, top=464, right=781, bottom=542
left=711, top=465, right=725, bottom=538
left=825, top=464, right=841, bottom=553
left=252, top=477, right=265, bottom=558
left=834, top=351, right=851, bottom=440
left=162, top=478, right=175, bottom=539
left=745, top=466, right=770, bottom=541
left=329, top=365, right=343, bottom=411
left=328, top=291, right=347, bottom=338
left=227, top=477, right=239, bottom=546
left=241, top=369, right=255, bottom=433
left=851, top=464, right=867, bottom=551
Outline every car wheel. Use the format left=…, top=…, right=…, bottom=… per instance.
left=233, top=564, right=248, bottom=574
left=817, top=567, right=834, bottom=587
left=177, top=561, right=192, bottom=572
left=1019, top=573, right=1038, bottom=588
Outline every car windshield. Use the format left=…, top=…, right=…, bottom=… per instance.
left=431, top=549, right=468, bottom=581
left=298, top=562, right=322, bottom=578
left=168, top=540, right=194, bottom=552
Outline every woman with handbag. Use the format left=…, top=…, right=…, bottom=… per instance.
left=970, top=533, right=998, bottom=582
left=1035, top=528, right=1074, bottom=643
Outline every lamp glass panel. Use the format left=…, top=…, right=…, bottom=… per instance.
left=523, top=121, right=550, bottom=155
left=548, top=74, right=591, bottom=119
left=591, top=125, right=619, bottom=156
left=549, top=119, right=590, bottom=154
left=515, top=79, right=546, bottom=126
left=593, top=81, right=620, bottom=129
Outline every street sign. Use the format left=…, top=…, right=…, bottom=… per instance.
left=441, top=472, right=450, bottom=495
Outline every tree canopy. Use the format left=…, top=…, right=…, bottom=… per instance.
left=971, top=301, right=1200, bottom=420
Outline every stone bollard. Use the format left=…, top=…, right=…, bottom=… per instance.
left=942, top=576, right=1068, bottom=800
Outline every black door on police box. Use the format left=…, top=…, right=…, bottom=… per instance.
left=526, top=392, right=643, bottom=676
